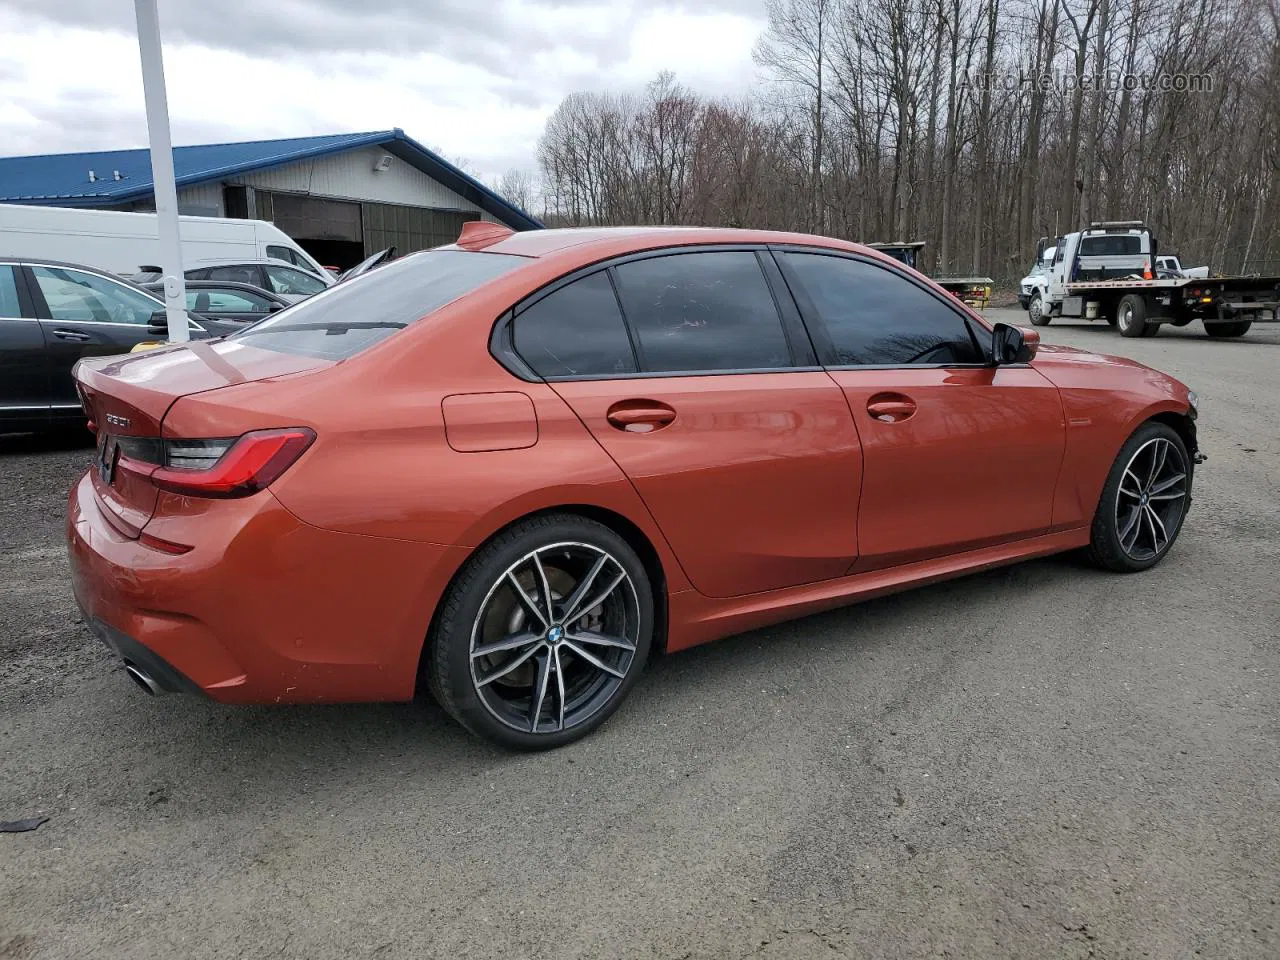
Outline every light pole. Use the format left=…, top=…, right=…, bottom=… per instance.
left=133, top=0, right=188, bottom=342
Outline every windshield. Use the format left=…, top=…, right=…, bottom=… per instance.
left=230, top=249, right=528, bottom=360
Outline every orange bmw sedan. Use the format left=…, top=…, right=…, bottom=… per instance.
left=68, top=224, right=1200, bottom=748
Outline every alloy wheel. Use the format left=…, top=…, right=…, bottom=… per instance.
left=469, top=542, right=640, bottom=735
left=1114, top=437, right=1188, bottom=561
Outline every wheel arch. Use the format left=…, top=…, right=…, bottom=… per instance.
left=1147, top=409, right=1199, bottom=461
left=414, top=503, right=674, bottom=694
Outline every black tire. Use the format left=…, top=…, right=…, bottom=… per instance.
left=426, top=513, right=654, bottom=750
left=1028, top=292, right=1049, bottom=326
left=1204, top=320, right=1252, bottom=338
left=1116, top=294, right=1150, bottom=338
left=1087, top=421, right=1192, bottom=573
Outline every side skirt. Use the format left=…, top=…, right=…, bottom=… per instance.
left=665, top=527, right=1091, bottom=652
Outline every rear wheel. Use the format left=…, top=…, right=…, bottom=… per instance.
left=1028, top=293, right=1049, bottom=326
left=1087, top=422, right=1191, bottom=573
left=1117, top=294, right=1152, bottom=338
left=427, top=514, right=653, bottom=750
left=1204, top=320, right=1252, bottom=338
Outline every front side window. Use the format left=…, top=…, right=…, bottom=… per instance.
left=611, top=251, right=791, bottom=373
left=0, top=265, right=21, bottom=318
left=264, top=265, right=327, bottom=297
left=266, top=244, right=300, bottom=266
left=780, top=253, right=983, bottom=366
left=512, top=272, right=637, bottom=378
left=31, top=266, right=159, bottom=325
left=267, top=245, right=322, bottom=276
left=233, top=249, right=526, bottom=360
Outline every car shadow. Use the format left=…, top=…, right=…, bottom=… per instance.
left=60, top=550, right=1104, bottom=803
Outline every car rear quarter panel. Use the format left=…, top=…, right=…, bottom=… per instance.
left=1031, top=347, right=1192, bottom=528
left=164, top=294, right=694, bottom=600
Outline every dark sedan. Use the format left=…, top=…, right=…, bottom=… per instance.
left=0, top=258, right=237, bottom=434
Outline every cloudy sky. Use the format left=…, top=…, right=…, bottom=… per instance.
left=0, top=0, right=766, bottom=182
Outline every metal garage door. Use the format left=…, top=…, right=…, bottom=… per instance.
left=361, top=203, right=472, bottom=254
left=269, top=194, right=363, bottom=243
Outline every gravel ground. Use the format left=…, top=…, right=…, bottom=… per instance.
left=2, top=311, right=1278, bottom=959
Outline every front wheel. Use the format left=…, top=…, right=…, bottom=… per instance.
left=1204, top=320, right=1252, bottom=338
left=426, top=514, right=654, bottom=750
left=1028, top=293, right=1049, bottom=326
left=1087, top=422, right=1192, bottom=573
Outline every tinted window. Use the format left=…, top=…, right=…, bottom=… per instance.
left=31, top=266, right=159, bottom=325
left=264, top=265, right=327, bottom=296
left=1079, top=235, right=1141, bottom=256
left=0, top=265, right=20, bottom=317
left=233, top=250, right=526, bottom=360
left=781, top=254, right=982, bottom=365
left=203, top=265, right=260, bottom=286
left=513, top=272, right=637, bottom=378
left=612, top=252, right=791, bottom=373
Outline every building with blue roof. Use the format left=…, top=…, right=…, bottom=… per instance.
left=0, top=129, right=541, bottom=267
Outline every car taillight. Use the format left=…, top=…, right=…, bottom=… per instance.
left=150, top=428, right=315, bottom=498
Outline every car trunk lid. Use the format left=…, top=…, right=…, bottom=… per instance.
left=74, top=339, right=331, bottom=538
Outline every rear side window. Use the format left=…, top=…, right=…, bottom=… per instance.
left=780, top=253, right=983, bottom=366
left=513, top=272, right=637, bottom=378
left=612, top=252, right=791, bottom=373
left=232, top=250, right=526, bottom=360
left=188, top=289, right=274, bottom=313
left=204, top=265, right=259, bottom=285
left=0, top=265, right=21, bottom=317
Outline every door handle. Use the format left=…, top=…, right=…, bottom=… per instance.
left=52, top=329, right=91, bottom=342
left=606, top=400, right=676, bottom=433
left=866, top=393, right=918, bottom=423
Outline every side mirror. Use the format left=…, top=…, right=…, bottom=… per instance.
left=267, top=302, right=284, bottom=312
left=992, top=322, right=1039, bottom=364
left=147, top=310, right=168, bottom=335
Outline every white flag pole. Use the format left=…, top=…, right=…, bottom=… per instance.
left=133, top=0, right=188, bottom=342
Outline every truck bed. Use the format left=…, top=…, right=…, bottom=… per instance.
left=1066, top=275, right=1280, bottom=293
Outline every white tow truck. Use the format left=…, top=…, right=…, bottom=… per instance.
left=1024, top=221, right=1279, bottom=338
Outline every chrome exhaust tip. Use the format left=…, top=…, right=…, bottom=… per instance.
left=124, top=662, right=163, bottom=696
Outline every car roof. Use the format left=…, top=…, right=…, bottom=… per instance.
left=0, top=256, right=164, bottom=299
left=459, top=226, right=868, bottom=260
left=189, top=258, right=314, bottom=269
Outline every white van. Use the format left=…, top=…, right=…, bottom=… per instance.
left=0, top=203, right=328, bottom=279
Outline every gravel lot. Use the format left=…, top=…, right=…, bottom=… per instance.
left=3, top=311, right=1278, bottom=959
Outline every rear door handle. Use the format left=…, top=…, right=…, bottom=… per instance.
left=52, top=329, right=91, bottom=342
left=606, top=400, right=676, bottom=433
left=866, top=393, right=918, bottom=423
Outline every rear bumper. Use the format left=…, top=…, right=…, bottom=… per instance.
left=67, top=471, right=469, bottom=704
left=85, top=616, right=201, bottom=694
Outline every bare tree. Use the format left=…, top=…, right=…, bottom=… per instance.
left=496, top=169, right=536, bottom=213
left=535, top=0, right=1280, bottom=284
